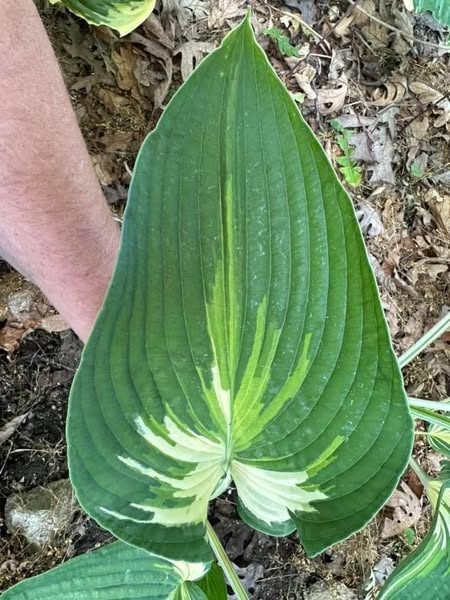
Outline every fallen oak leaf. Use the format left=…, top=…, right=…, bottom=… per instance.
left=372, top=74, right=408, bottom=106
left=409, top=81, right=450, bottom=108
left=208, top=0, right=246, bottom=29
left=174, top=41, right=216, bottom=81
left=348, top=126, right=395, bottom=184
left=381, top=481, right=421, bottom=538
left=129, top=32, right=174, bottom=108
left=317, top=74, right=348, bottom=115
left=287, top=60, right=317, bottom=100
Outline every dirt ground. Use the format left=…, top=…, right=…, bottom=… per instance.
left=0, top=0, right=449, bottom=597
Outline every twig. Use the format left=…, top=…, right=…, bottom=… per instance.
left=399, top=90, right=450, bottom=133
left=270, top=6, right=324, bottom=42
left=347, top=0, right=450, bottom=52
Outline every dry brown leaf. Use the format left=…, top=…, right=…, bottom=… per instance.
left=333, top=0, right=375, bottom=36
left=280, top=12, right=303, bottom=35
left=0, top=273, right=69, bottom=352
left=349, top=127, right=395, bottom=184
left=92, top=154, right=118, bottom=187
left=0, top=325, right=27, bottom=353
left=40, top=314, right=71, bottom=334
left=410, top=259, right=448, bottom=284
left=356, top=203, right=385, bottom=237
left=174, top=41, right=216, bottom=81
left=381, top=481, right=421, bottom=538
left=372, top=75, right=408, bottom=107
left=162, top=0, right=208, bottom=34
left=425, top=189, right=450, bottom=235
left=408, top=114, right=430, bottom=140
left=208, top=0, right=246, bottom=29
left=333, top=14, right=355, bottom=38
left=317, top=74, right=348, bottom=115
left=111, top=46, right=138, bottom=92
left=129, top=32, right=174, bottom=108
left=409, top=81, right=446, bottom=105
left=100, top=130, right=135, bottom=153
left=96, top=88, right=131, bottom=113
left=283, top=0, right=318, bottom=26
left=392, top=9, right=414, bottom=55
left=362, top=20, right=389, bottom=50
left=0, top=413, right=30, bottom=446
left=142, top=14, right=175, bottom=50
left=292, top=63, right=317, bottom=100
left=434, top=109, right=450, bottom=128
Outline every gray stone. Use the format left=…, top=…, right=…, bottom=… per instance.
left=5, top=479, right=76, bottom=547
left=305, top=580, right=358, bottom=600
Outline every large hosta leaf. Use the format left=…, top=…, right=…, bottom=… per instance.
left=413, top=0, right=450, bottom=27
left=1, top=541, right=210, bottom=599
left=379, top=480, right=450, bottom=599
left=411, top=406, right=450, bottom=457
left=49, top=0, right=155, bottom=36
left=68, top=15, right=413, bottom=562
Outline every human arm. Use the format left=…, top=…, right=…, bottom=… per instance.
left=0, top=0, right=120, bottom=342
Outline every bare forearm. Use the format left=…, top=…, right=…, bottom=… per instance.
left=0, top=0, right=120, bottom=341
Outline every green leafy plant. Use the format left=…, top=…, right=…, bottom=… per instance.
left=264, top=27, right=300, bottom=57
left=49, top=0, right=155, bottom=36
left=413, top=0, right=450, bottom=27
left=330, top=119, right=362, bottom=187
left=3, top=14, right=450, bottom=600
left=379, top=462, right=450, bottom=599
left=410, top=160, right=425, bottom=178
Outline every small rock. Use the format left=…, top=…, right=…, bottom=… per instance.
left=305, top=580, right=358, bottom=600
left=5, top=479, right=76, bottom=547
left=215, top=498, right=235, bottom=517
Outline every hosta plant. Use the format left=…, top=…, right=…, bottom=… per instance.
left=49, top=0, right=155, bottom=36
left=2, top=13, right=450, bottom=600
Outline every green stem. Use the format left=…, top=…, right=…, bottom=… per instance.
left=206, top=521, right=250, bottom=600
left=409, top=397, right=450, bottom=412
left=398, top=312, right=450, bottom=368
left=409, top=456, right=430, bottom=489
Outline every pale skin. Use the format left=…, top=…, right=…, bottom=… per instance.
left=0, top=0, right=120, bottom=342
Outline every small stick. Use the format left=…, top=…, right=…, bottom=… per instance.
left=347, top=0, right=450, bottom=52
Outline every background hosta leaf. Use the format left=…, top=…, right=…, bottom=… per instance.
left=196, top=563, right=228, bottom=600
left=379, top=481, right=450, bottom=599
left=428, top=423, right=450, bottom=457
left=413, top=0, right=450, bottom=26
left=68, top=16, right=413, bottom=561
left=1, top=540, right=210, bottom=599
left=411, top=406, right=450, bottom=457
left=49, top=0, right=155, bottom=36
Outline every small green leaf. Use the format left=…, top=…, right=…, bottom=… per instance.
left=403, top=527, right=415, bottom=545
left=331, top=120, right=362, bottom=187
left=410, top=160, right=425, bottom=178
left=411, top=405, right=450, bottom=457
left=412, top=0, right=450, bottom=27
left=1, top=541, right=210, bottom=599
left=379, top=481, right=450, bottom=599
left=49, top=0, right=155, bottom=36
left=264, top=27, right=300, bottom=57
left=428, top=423, right=450, bottom=457
left=196, top=563, right=228, bottom=600
left=291, top=92, right=306, bottom=105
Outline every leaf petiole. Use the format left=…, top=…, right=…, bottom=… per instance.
left=206, top=521, right=250, bottom=600
left=399, top=312, right=450, bottom=368
left=409, top=398, right=450, bottom=412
